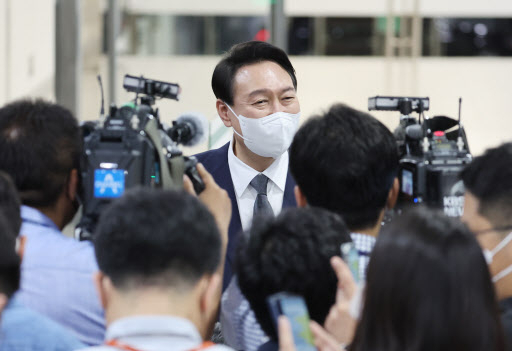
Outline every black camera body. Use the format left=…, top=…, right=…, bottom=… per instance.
left=369, top=96, right=471, bottom=217
left=76, top=75, right=205, bottom=240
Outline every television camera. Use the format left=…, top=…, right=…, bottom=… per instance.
left=76, top=75, right=206, bottom=240
left=369, top=96, right=472, bottom=217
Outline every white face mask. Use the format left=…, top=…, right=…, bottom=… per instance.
left=483, top=231, right=512, bottom=283
left=225, top=103, right=300, bottom=159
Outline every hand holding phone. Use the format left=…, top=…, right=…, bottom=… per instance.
left=267, top=293, right=316, bottom=351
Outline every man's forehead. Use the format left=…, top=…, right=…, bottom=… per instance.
left=232, top=61, right=294, bottom=97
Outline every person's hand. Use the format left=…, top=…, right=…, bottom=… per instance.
left=278, top=316, right=343, bottom=351
left=183, top=163, right=231, bottom=247
left=323, top=256, right=357, bottom=345
left=278, top=316, right=297, bottom=351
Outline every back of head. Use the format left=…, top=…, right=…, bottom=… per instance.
left=0, top=212, right=21, bottom=300
left=0, top=99, right=81, bottom=208
left=461, top=142, right=512, bottom=229
left=94, top=188, right=221, bottom=290
left=290, top=103, right=398, bottom=231
left=236, top=207, right=352, bottom=340
left=211, top=41, right=297, bottom=105
left=351, top=208, right=504, bottom=351
left=0, top=171, right=21, bottom=236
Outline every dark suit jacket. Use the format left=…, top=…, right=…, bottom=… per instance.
left=195, top=142, right=297, bottom=290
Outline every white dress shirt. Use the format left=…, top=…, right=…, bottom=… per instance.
left=227, top=139, right=289, bottom=231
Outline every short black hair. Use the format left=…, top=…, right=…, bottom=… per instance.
left=211, top=41, right=297, bottom=105
left=94, top=188, right=221, bottom=289
left=0, top=99, right=81, bottom=208
left=0, top=212, right=20, bottom=299
left=0, top=171, right=21, bottom=237
left=236, top=207, right=352, bottom=341
left=351, top=208, right=504, bottom=351
left=461, top=142, right=512, bottom=228
left=290, top=103, right=398, bottom=231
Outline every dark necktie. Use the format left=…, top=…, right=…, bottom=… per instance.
left=250, top=174, right=274, bottom=219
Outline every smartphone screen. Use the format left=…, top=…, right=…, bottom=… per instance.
left=267, top=293, right=316, bottom=351
left=340, top=242, right=360, bottom=284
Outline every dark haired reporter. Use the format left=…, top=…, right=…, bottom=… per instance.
left=236, top=207, right=352, bottom=351
left=280, top=209, right=505, bottom=351
left=195, top=41, right=300, bottom=292
left=0, top=99, right=104, bottom=344
left=290, top=103, right=399, bottom=278
left=78, top=166, right=233, bottom=351
left=461, top=142, right=512, bottom=350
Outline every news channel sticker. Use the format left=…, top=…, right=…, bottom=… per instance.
left=94, top=169, right=126, bottom=198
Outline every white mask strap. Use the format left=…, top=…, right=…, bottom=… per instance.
left=491, top=231, right=512, bottom=256
left=493, top=264, right=512, bottom=283
left=224, top=102, right=248, bottom=141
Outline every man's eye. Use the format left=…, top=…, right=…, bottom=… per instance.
left=283, top=96, right=295, bottom=101
left=254, top=100, right=267, bottom=105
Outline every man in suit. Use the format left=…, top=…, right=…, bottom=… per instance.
left=195, top=41, right=300, bottom=291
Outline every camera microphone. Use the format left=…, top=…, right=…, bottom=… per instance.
left=167, top=112, right=208, bottom=147
left=405, top=124, right=423, bottom=140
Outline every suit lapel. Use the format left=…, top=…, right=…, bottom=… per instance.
left=282, top=170, right=297, bottom=208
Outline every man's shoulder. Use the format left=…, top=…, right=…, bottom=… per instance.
left=194, top=143, right=230, bottom=169
left=1, top=301, right=85, bottom=349
left=21, top=223, right=97, bottom=269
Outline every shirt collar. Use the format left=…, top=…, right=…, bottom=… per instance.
left=106, top=315, right=202, bottom=342
left=20, top=205, right=60, bottom=231
left=227, top=138, right=289, bottom=197
left=350, top=232, right=376, bottom=254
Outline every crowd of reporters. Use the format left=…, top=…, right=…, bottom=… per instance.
left=0, top=40, right=511, bottom=351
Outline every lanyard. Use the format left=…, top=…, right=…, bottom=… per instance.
left=105, top=339, right=215, bottom=351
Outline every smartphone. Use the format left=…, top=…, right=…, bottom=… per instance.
left=267, top=292, right=316, bottom=351
left=340, top=242, right=360, bottom=284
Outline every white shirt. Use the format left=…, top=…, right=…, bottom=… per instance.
left=227, top=139, right=289, bottom=231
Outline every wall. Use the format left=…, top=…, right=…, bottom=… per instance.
left=0, top=0, right=55, bottom=105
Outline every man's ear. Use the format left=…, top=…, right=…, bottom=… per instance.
left=386, top=177, right=400, bottom=210
left=200, top=273, right=222, bottom=314
left=16, top=235, right=26, bottom=261
left=216, top=99, right=232, bottom=128
left=0, top=293, right=8, bottom=314
left=66, top=169, right=79, bottom=202
left=294, top=185, right=308, bottom=208
left=94, top=272, right=110, bottom=310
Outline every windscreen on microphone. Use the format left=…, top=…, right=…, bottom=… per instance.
left=167, top=112, right=208, bottom=147
left=405, top=124, right=423, bottom=140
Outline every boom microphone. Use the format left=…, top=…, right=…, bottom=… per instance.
left=167, top=112, right=208, bottom=147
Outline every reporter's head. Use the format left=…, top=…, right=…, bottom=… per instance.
left=0, top=99, right=81, bottom=228
left=290, top=103, right=399, bottom=232
left=236, top=207, right=352, bottom=341
left=351, top=208, right=504, bottom=351
left=93, top=188, right=222, bottom=339
left=461, top=142, right=512, bottom=234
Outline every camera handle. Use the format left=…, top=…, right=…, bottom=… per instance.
left=143, top=116, right=183, bottom=189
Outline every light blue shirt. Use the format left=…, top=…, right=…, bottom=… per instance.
left=0, top=296, right=86, bottom=350
left=221, top=232, right=376, bottom=351
left=78, top=316, right=235, bottom=351
left=15, top=206, right=105, bottom=345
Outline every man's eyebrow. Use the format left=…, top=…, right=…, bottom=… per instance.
left=247, top=86, right=296, bottom=98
